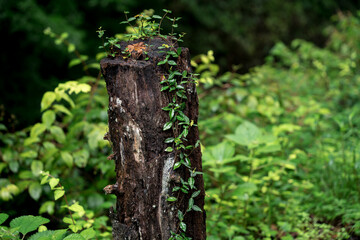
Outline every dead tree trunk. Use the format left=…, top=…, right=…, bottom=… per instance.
left=100, top=37, right=206, bottom=239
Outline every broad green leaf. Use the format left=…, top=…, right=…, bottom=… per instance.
left=42, top=110, right=56, bottom=128
left=73, top=150, right=89, bottom=168
left=31, top=160, right=43, bottom=176
left=41, top=92, right=56, bottom=111
left=49, top=178, right=59, bottom=189
left=68, top=202, right=85, bottom=217
left=61, top=151, right=73, bottom=167
left=21, top=150, right=38, bottom=159
left=0, top=213, right=9, bottom=225
left=28, top=229, right=67, bottom=240
left=209, top=166, right=236, bottom=174
left=24, top=137, right=40, bottom=146
left=50, top=126, right=66, bottom=144
left=30, top=123, right=47, bottom=138
left=29, top=182, right=42, bottom=200
left=232, top=182, right=258, bottom=199
left=63, top=233, right=86, bottom=240
left=226, top=121, right=261, bottom=146
left=80, top=228, right=96, bottom=240
left=9, top=161, right=19, bottom=173
left=39, top=201, right=55, bottom=215
left=10, top=215, right=49, bottom=236
left=256, top=143, right=281, bottom=154
left=206, top=141, right=235, bottom=165
left=53, top=104, right=72, bottom=116
left=63, top=217, right=74, bottom=224
left=54, top=189, right=65, bottom=200
left=19, top=170, right=33, bottom=179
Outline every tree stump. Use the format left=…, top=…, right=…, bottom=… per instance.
left=100, top=37, right=206, bottom=239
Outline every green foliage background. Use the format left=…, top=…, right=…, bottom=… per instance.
left=1, top=1, right=360, bottom=239
left=1, top=0, right=360, bottom=128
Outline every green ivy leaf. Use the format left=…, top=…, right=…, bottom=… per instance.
left=187, top=198, right=194, bottom=211
left=173, top=162, right=181, bottom=170
left=160, top=86, right=170, bottom=91
left=192, top=205, right=202, bottom=212
left=166, top=197, right=177, bottom=202
left=177, top=210, right=184, bottom=222
left=180, top=221, right=187, bottom=232
left=188, top=177, right=195, bottom=189
left=164, top=138, right=174, bottom=143
left=191, top=190, right=201, bottom=198
left=10, top=215, right=49, bottom=236
left=177, top=48, right=182, bottom=56
left=165, top=147, right=173, bottom=152
left=168, top=60, right=177, bottom=66
left=163, top=122, right=172, bottom=131
left=169, top=109, right=175, bottom=119
left=157, top=60, right=167, bottom=65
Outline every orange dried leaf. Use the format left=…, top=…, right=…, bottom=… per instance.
left=126, top=42, right=146, bottom=54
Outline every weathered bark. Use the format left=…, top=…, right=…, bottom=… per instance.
left=100, top=38, right=206, bottom=240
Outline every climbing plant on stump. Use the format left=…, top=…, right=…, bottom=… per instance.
left=99, top=10, right=206, bottom=239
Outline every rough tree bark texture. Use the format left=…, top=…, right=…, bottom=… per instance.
left=100, top=38, right=206, bottom=240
